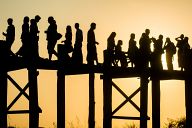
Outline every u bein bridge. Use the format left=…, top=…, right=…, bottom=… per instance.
left=1, top=44, right=192, bottom=128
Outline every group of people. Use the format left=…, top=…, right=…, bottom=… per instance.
left=1, top=16, right=100, bottom=66
left=107, top=29, right=191, bottom=71
left=1, top=17, right=192, bottom=70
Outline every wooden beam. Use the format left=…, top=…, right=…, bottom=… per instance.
left=140, top=75, right=149, bottom=128
left=0, top=72, right=8, bottom=128
left=185, top=75, right=192, bottom=128
left=7, top=83, right=29, bottom=110
left=151, top=76, right=160, bottom=128
left=57, top=70, right=65, bottom=128
left=28, top=68, right=39, bottom=128
left=88, top=71, right=95, bottom=128
left=103, top=50, right=112, bottom=128
left=112, top=82, right=140, bottom=112
left=112, top=116, right=150, bottom=120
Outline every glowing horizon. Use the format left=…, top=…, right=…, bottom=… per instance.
left=1, top=0, right=192, bottom=127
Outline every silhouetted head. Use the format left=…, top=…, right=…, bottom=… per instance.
left=7, top=18, right=13, bottom=25
left=91, top=23, right=96, bottom=30
left=30, top=19, right=35, bottom=25
left=35, top=15, right=41, bottom=22
left=23, top=16, right=29, bottom=24
left=75, top=23, right=79, bottom=29
left=145, top=29, right=150, bottom=36
left=66, top=25, right=72, bottom=32
left=130, top=33, right=135, bottom=39
left=117, top=40, right=123, bottom=46
left=166, top=37, right=171, bottom=42
left=184, top=37, right=189, bottom=42
left=48, top=16, right=54, bottom=24
left=109, top=32, right=116, bottom=38
left=159, top=34, right=163, bottom=40
left=180, top=34, right=184, bottom=39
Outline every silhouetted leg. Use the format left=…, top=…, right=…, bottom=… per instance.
left=0, top=72, right=8, bottom=128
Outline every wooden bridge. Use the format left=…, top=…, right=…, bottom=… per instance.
left=1, top=44, right=192, bottom=128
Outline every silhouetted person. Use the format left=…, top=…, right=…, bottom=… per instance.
left=115, top=40, right=127, bottom=67
left=176, top=34, right=185, bottom=70
left=30, top=15, right=41, bottom=59
left=139, top=29, right=152, bottom=69
left=72, top=23, right=83, bottom=65
left=182, top=37, right=190, bottom=70
left=107, top=32, right=116, bottom=51
left=151, top=35, right=164, bottom=70
left=45, top=16, right=59, bottom=60
left=2, top=18, right=15, bottom=55
left=107, top=32, right=116, bottom=65
left=61, top=25, right=73, bottom=62
left=128, top=33, right=139, bottom=67
left=164, top=37, right=176, bottom=70
left=87, top=23, right=99, bottom=65
left=16, top=16, right=30, bottom=58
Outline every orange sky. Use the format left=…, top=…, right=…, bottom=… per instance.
left=1, top=0, right=192, bottom=127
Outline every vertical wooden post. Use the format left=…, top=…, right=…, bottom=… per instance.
left=103, top=50, right=112, bottom=128
left=0, top=71, right=8, bottom=128
left=57, top=44, right=65, bottom=128
left=28, top=68, right=39, bottom=128
left=57, top=70, right=65, bottom=128
left=88, top=72, right=95, bottom=128
left=152, top=76, right=160, bottom=128
left=140, top=73, right=148, bottom=128
left=185, top=73, right=192, bottom=128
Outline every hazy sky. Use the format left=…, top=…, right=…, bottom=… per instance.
left=1, top=0, right=192, bottom=127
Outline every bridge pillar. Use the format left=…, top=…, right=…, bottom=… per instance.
left=57, top=44, right=66, bottom=128
left=185, top=73, right=192, bottom=128
left=28, top=68, right=39, bottom=128
left=88, top=71, right=95, bottom=128
left=0, top=71, right=8, bottom=128
left=103, top=50, right=112, bottom=128
left=57, top=70, right=65, bottom=128
left=151, top=75, right=160, bottom=128
left=140, top=75, right=149, bottom=128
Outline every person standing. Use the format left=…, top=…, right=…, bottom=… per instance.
left=176, top=34, right=184, bottom=70
left=2, top=18, right=15, bottom=55
left=164, top=37, right=176, bottom=70
left=45, top=16, right=58, bottom=60
left=128, top=33, right=139, bottom=67
left=182, top=37, right=190, bottom=70
left=61, top=25, right=73, bottom=62
left=139, top=29, right=152, bottom=69
left=107, top=32, right=116, bottom=51
left=87, top=23, right=99, bottom=65
left=151, top=35, right=164, bottom=70
left=72, top=23, right=83, bottom=64
left=30, top=15, right=41, bottom=59
left=107, top=32, right=116, bottom=65
left=16, top=16, right=30, bottom=58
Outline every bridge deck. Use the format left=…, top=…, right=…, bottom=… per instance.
left=4, top=57, right=189, bottom=80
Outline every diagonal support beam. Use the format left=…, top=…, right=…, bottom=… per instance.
left=7, top=83, right=29, bottom=110
left=112, top=82, right=141, bottom=114
left=7, top=75, right=29, bottom=100
left=7, top=74, right=42, bottom=113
